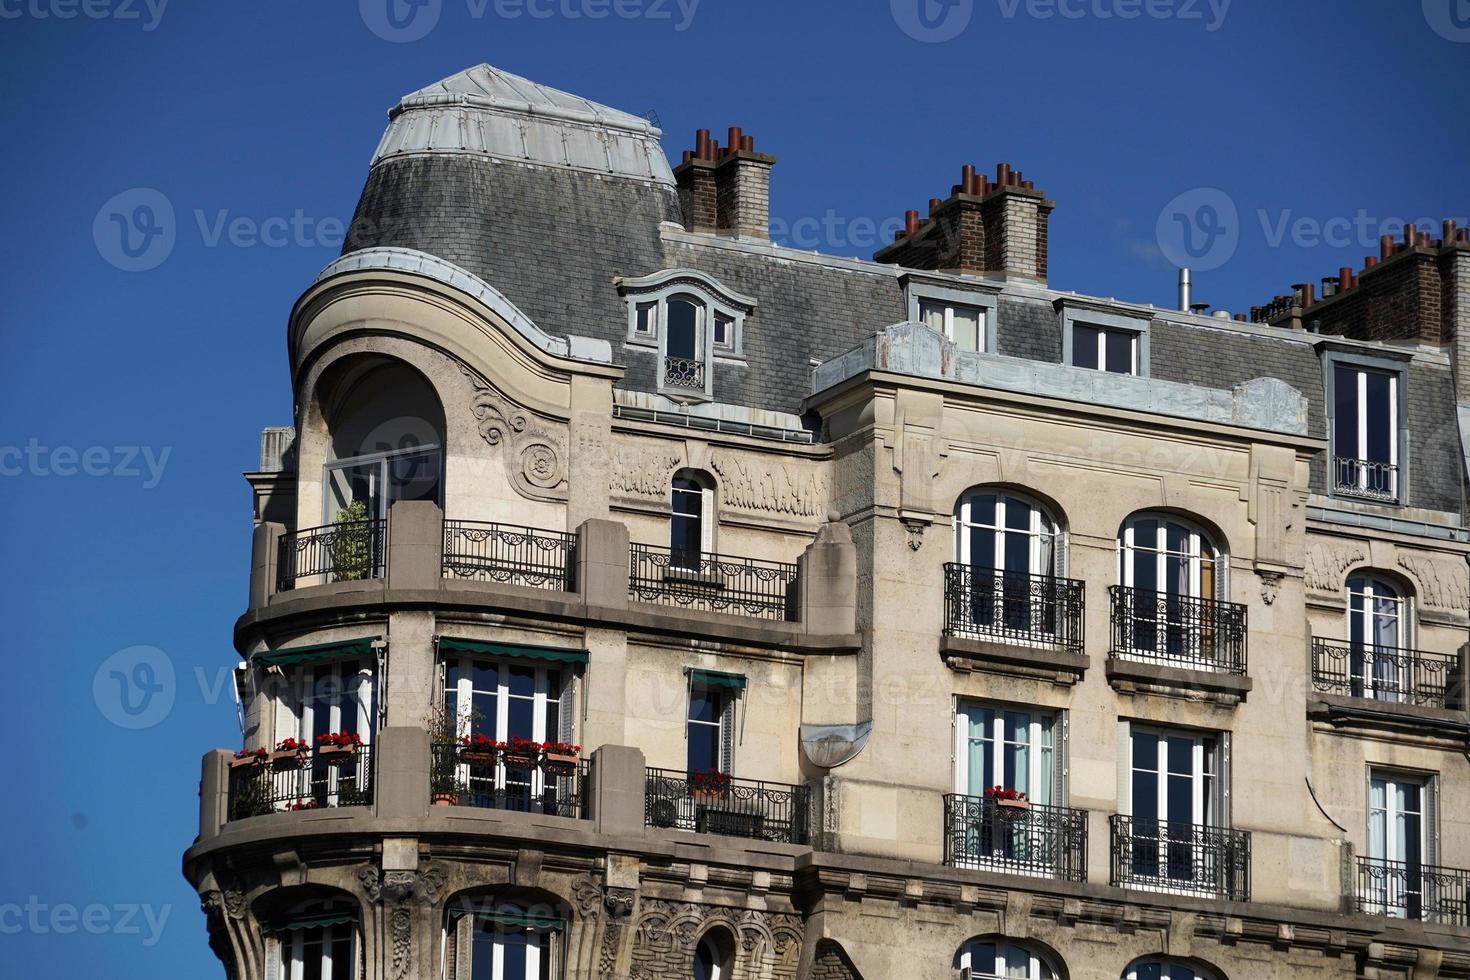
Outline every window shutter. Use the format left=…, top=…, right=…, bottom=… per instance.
left=455, top=916, right=472, bottom=980
left=1056, top=711, right=1069, bottom=807
left=263, top=936, right=281, bottom=980
left=558, top=675, right=577, bottom=744
left=1427, top=776, right=1441, bottom=866
left=700, top=486, right=715, bottom=555
left=1220, top=733, right=1232, bottom=826
left=356, top=668, right=375, bottom=744
left=720, top=695, right=736, bottom=773
left=1117, top=721, right=1132, bottom=815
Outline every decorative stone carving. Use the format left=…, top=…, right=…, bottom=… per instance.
left=630, top=900, right=803, bottom=980
left=458, top=363, right=570, bottom=501
left=709, top=452, right=829, bottom=518
left=1305, top=540, right=1367, bottom=594
left=358, top=864, right=447, bottom=980
left=599, top=887, right=636, bottom=980
left=610, top=442, right=683, bottom=498
left=1397, top=552, right=1470, bottom=612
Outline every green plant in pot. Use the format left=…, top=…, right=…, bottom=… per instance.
left=329, top=499, right=374, bottom=581
left=425, top=700, right=475, bottom=806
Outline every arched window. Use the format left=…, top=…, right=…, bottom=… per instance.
left=324, top=360, right=445, bottom=522
left=670, top=470, right=714, bottom=569
left=1118, top=513, right=1220, bottom=600
left=693, top=929, right=734, bottom=980
left=621, top=269, right=753, bottom=401
left=1123, top=959, right=1215, bottom=980
left=956, top=938, right=1059, bottom=979
left=1346, top=574, right=1410, bottom=701
left=952, top=489, right=1064, bottom=640
left=265, top=899, right=359, bottom=980
left=443, top=899, right=565, bottom=980
left=1116, top=513, right=1227, bottom=665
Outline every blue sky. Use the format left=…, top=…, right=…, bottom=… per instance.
left=0, top=1, right=1466, bottom=974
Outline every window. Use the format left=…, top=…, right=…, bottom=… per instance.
left=670, top=471, right=714, bottom=569
left=693, top=932, right=734, bottom=980
left=955, top=490, right=1061, bottom=576
left=620, top=270, right=754, bottom=400
left=442, top=656, right=570, bottom=809
left=1124, top=727, right=1226, bottom=889
left=270, top=903, right=357, bottom=980
left=956, top=939, right=1059, bottom=979
left=1347, top=575, right=1409, bottom=700
left=1332, top=362, right=1399, bottom=502
left=275, top=660, right=376, bottom=747
left=954, top=702, right=1058, bottom=806
left=1071, top=322, right=1139, bottom=374
left=448, top=904, right=562, bottom=980
left=323, top=360, right=445, bottom=522
left=712, top=311, right=735, bottom=350
left=687, top=681, right=734, bottom=775
left=1365, top=770, right=1436, bottom=920
left=634, top=301, right=657, bottom=336
left=1124, top=961, right=1214, bottom=980
left=920, top=298, right=984, bottom=352
left=1117, top=514, right=1224, bottom=663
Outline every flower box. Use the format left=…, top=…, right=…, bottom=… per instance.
left=501, top=738, right=539, bottom=769
left=541, top=745, right=581, bottom=776
left=316, top=732, right=363, bottom=767
left=459, top=734, right=500, bottom=768
left=995, top=797, right=1030, bottom=812
left=272, top=739, right=311, bottom=770
left=689, top=769, right=731, bottom=801
left=432, top=792, right=459, bottom=807
left=230, top=749, right=268, bottom=770
left=985, top=786, right=1029, bottom=814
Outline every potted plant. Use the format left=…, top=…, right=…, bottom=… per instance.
left=272, top=737, right=311, bottom=770
left=501, top=736, right=540, bottom=770
left=459, top=733, right=500, bottom=768
left=328, top=499, right=374, bottom=582
left=230, top=747, right=268, bottom=770
left=985, top=785, right=1029, bottom=813
left=541, top=741, right=582, bottom=776
left=316, top=731, right=363, bottom=766
left=288, top=799, right=321, bottom=811
left=689, top=768, right=731, bottom=801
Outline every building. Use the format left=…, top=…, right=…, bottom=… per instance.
left=182, top=64, right=1470, bottom=980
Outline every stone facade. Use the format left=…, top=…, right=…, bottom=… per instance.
left=186, top=64, right=1470, bottom=980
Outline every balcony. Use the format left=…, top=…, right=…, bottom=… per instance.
left=429, top=745, right=589, bottom=819
left=644, top=768, right=811, bottom=845
left=1311, top=638, right=1459, bottom=709
left=1109, top=814, right=1251, bottom=901
left=227, top=746, right=374, bottom=820
left=662, top=355, right=705, bottom=391
left=1334, top=456, right=1398, bottom=503
left=943, top=563, right=1085, bottom=652
left=1356, top=856, right=1470, bottom=926
left=277, top=519, right=386, bottom=592
left=442, top=519, right=576, bottom=592
left=1108, top=586, right=1247, bottom=674
left=629, top=544, right=798, bottom=621
left=943, top=793, right=1087, bottom=882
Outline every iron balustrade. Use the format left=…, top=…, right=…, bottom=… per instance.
left=442, top=520, right=577, bottom=592
left=429, top=745, right=589, bottom=819
left=1311, top=638, right=1456, bottom=709
left=943, top=794, right=1087, bottom=882
left=663, top=356, right=705, bottom=390
left=228, top=746, right=374, bottom=820
left=1356, top=856, right=1470, bottom=926
left=644, top=768, right=810, bottom=845
left=1109, top=814, right=1251, bottom=901
left=629, top=544, right=799, bottom=621
left=1108, top=586, right=1247, bottom=674
left=943, top=563, right=1085, bottom=651
left=277, top=519, right=386, bottom=592
left=1334, top=456, right=1398, bottom=502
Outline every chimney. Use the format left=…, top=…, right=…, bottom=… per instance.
left=713, top=127, right=776, bottom=239
left=873, top=162, right=1055, bottom=282
left=1177, top=268, right=1191, bottom=312
left=673, top=129, right=719, bottom=233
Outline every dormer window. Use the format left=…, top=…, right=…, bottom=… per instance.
left=619, top=270, right=755, bottom=402
left=901, top=277, right=998, bottom=354
left=920, top=299, right=985, bottom=352
left=1325, top=351, right=1405, bottom=505
left=1059, top=302, right=1150, bottom=377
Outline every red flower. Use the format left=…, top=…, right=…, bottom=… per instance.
left=316, top=732, right=364, bottom=748
left=234, top=747, right=268, bottom=760
left=275, top=738, right=310, bottom=753
left=984, top=785, right=1027, bottom=801
left=690, top=769, right=731, bottom=792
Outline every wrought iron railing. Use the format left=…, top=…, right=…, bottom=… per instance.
left=442, top=520, right=577, bottom=592
left=1356, top=856, right=1470, bottom=926
left=1334, top=456, right=1398, bottom=502
left=943, top=564, right=1085, bottom=651
left=629, top=544, right=799, bottom=621
left=644, top=768, right=810, bottom=845
left=429, top=745, right=589, bottom=819
left=277, top=519, right=386, bottom=592
left=228, top=746, right=374, bottom=820
left=943, top=794, right=1087, bottom=881
left=1311, top=638, right=1457, bottom=709
left=1109, top=814, right=1250, bottom=900
left=663, top=356, right=705, bottom=390
left=1108, top=587, right=1247, bottom=674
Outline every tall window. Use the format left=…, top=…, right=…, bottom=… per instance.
left=454, top=906, right=561, bottom=980
left=1125, top=727, right=1224, bottom=886
left=954, top=489, right=1062, bottom=637
left=955, top=939, right=1059, bottom=979
left=1071, top=322, right=1139, bottom=375
left=663, top=295, right=705, bottom=392
left=687, top=682, right=734, bottom=774
left=1124, top=961, right=1213, bottom=980
left=323, top=361, right=445, bottom=522
left=443, top=657, right=568, bottom=809
left=272, top=903, right=357, bottom=980
left=920, top=299, right=984, bottom=352
left=1348, top=575, right=1408, bottom=701
left=271, top=659, right=376, bottom=808
left=1366, top=770, right=1430, bottom=919
left=693, top=932, right=733, bottom=980
left=954, top=702, right=1057, bottom=806
left=670, top=472, right=714, bottom=569
left=1333, top=364, right=1399, bottom=501
left=1117, top=514, right=1222, bottom=662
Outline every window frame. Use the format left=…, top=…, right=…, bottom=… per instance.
left=954, top=699, right=1064, bottom=806
left=1060, top=304, right=1150, bottom=377
left=619, top=270, right=755, bottom=402
left=953, top=488, right=1064, bottom=576
left=324, top=443, right=444, bottom=523
left=440, top=653, right=574, bottom=801
left=903, top=281, right=998, bottom=354
left=956, top=938, right=1059, bottom=979
left=670, top=470, right=716, bottom=567
left=1124, top=961, right=1213, bottom=980
left=1117, top=513, right=1224, bottom=601
left=686, top=678, right=736, bottom=775
left=1322, top=348, right=1408, bottom=505
left=446, top=905, right=565, bottom=980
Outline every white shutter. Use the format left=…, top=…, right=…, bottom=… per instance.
left=1055, top=711, right=1069, bottom=807
left=356, top=668, right=375, bottom=745
left=1220, top=732, right=1232, bottom=825
left=558, top=676, right=577, bottom=744
left=1427, top=776, right=1441, bottom=866
left=720, top=694, right=735, bottom=773
left=1117, top=721, right=1132, bottom=816
left=700, top=486, right=715, bottom=555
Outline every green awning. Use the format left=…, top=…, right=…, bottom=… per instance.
left=263, top=911, right=358, bottom=934
left=437, top=637, right=588, bottom=666
left=254, top=637, right=379, bottom=667
left=446, top=906, right=563, bottom=930
left=688, top=668, right=746, bottom=691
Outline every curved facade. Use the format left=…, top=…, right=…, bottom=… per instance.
left=185, top=64, right=1470, bottom=980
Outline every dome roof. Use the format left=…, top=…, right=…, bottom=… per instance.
left=370, top=63, right=675, bottom=185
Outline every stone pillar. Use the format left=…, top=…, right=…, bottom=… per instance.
left=374, top=726, right=431, bottom=820
left=799, top=515, right=858, bottom=635
left=248, top=522, right=285, bottom=608
left=386, top=500, right=444, bottom=591
left=1086, top=809, right=1113, bottom=889
left=576, top=519, right=630, bottom=611
left=198, top=749, right=232, bottom=842
left=1449, top=644, right=1470, bottom=711
left=591, top=744, right=647, bottom=836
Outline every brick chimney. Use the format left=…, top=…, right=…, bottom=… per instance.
left=873, top=163, right=1055, bottom=282
left=673, top=127, right=776, bottom=239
